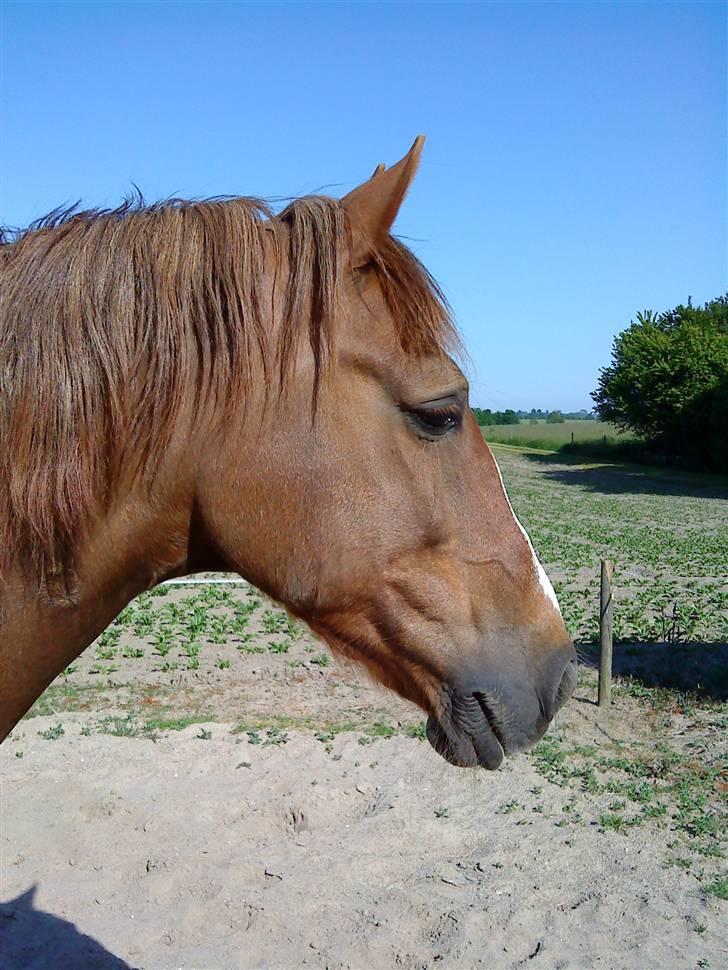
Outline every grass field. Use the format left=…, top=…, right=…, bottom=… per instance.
left=494, top=444, right=728, bottom=651
left=482, top=418, right=629, bottom=449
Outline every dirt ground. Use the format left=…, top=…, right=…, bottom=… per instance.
left=2, top=654, right=726, bottom=970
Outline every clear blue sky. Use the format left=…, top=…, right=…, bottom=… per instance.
left=2, top=1, right=725, bottom=410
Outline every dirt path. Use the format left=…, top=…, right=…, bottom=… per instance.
left=2, top=682, right=725, bottom=970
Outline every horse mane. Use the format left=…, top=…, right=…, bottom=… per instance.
left=0, top=192, right=456, bottom=591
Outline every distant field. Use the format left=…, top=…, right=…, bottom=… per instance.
left=481, top=419, right=629, bottom=448
left=492, top=444, right=728, bottom=649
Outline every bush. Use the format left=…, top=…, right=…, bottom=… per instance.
left=592, top=296, right=728, bottom=471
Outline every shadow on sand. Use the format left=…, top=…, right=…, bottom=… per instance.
left=576, top=641, right=728, bottom=701
left=523, top=451, right=728, bottom=500
left=0, top=887, right=133, bottom=970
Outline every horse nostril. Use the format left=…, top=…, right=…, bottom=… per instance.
left=538, top=654, right=577, bottom=721
left=555, top=657, right=578, bottom=709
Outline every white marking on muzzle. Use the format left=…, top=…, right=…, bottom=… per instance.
left=491, top=455, right=562, bottom=614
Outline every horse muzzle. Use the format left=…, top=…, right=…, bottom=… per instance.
left=426, top=648, right=577, bottom=770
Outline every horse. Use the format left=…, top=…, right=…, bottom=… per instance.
left=0, top=137, right=576, bottom=766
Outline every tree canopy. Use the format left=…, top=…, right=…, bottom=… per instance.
left=592, top=295, right=728, bottom=471
left=471, top=408, right=521, bottom=425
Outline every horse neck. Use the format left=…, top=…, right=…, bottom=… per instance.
left=0, top=449, right=204, bottom=740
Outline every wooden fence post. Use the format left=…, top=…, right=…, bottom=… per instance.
left=598, top=560, right=614, bottom=707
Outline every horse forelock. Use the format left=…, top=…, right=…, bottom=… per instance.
left=0, top=192, right=456, bottom=589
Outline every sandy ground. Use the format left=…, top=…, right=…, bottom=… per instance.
left=2, top=693, right=725, bottom=970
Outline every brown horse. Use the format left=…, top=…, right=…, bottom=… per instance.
left=0, top=138, right=576, bottom=765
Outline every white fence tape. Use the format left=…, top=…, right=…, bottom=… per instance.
left=160, top=578, right=249, bottom=587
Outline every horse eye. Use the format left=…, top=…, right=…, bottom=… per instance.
left=406, top=404, right=463, bottom=439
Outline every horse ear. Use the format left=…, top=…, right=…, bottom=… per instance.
left=343, top=136, right=425, bottom=266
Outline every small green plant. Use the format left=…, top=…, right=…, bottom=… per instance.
left=599, top=813, right=627, bottom=834
left=232, top=614, right=251, bottom=635
left=285, top=617, right=304, bottom=640
left=704, top=876, right=728, bottom=901
left=143, top=715, right=210, bottom=733
left=98, top=714, right=139, bottom=737
left=263, top=726, right=289, bottom=746
left=98, top=628, right=121, bottom=648
left=38, top=723, right=64, bottom=740
left=641, top=803, right=668, bottom=820
left=196, top=727, right=213, bottom=740
left=152, top=632, right=174, bottom=657
left=132, top=608, right=156, bottom=637
left=261, top=609, right=284, bottom=635
left=208, top=616, right=230, bottom=644
left=115, top=606, right=135, bottom=627
left=238, top=643, right=265, bottom=654
left=434, top=806, right=449, bottom=818
left=310, top=653, right=331, bottom=667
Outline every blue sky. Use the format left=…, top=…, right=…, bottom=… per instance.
left=2, top=1, right=725, bottom=410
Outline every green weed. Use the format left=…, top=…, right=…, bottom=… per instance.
left=703, top=876, right=728, bottom=900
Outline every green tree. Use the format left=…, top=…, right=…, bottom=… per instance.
left=546, top=411, right=565, bottom=423
left=592, top=295, right=728, bottom=470
left=471, top=408, right=520, bottom=426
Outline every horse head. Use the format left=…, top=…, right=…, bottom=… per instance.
left=195, top=138, right=576, bottom=768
